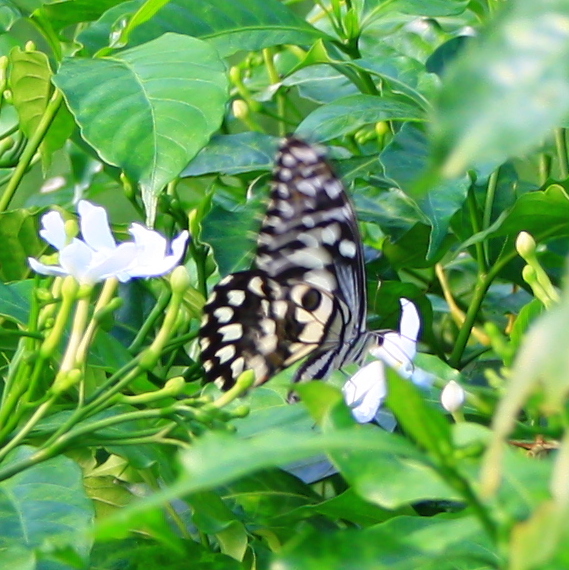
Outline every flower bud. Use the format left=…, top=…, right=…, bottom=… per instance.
left=441, top=380, right=465, bottom=413
left=170, top=265, right=191, bottom=295
left=516, top=232, right=536, bottom=261
left=232, top=99, right=249, bottom=120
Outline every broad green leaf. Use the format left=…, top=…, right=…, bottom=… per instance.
left=179, top=428, right=418, bottom=491
left=0, top=446, right=94, bottom=566
left=283, top=64, right=358, bottom=104
left=54, top=33, right=228, bottom=224
left=188, top=491, right=248, bottom=560
left=182, top=133, right=277, bottom=177
left=461, top=185, right=569, bottom=266
left=386, top=371, right=453, bottom=462
left=38, top=0, right=126, bottom=31
left=8, top=47, right=52, bottom=138
left=296, top=94, right=425, bottom=142
left=0, top=279, right=33, bottom=323
left=363, top=0, right=469, bottom=18
left=0, top=209, right=42, bottom=281
left=0, top=1, right=22, bottom=31
left=90, top=537, right=244, bottom=570
left=431, top=0, right=569, bottom=178
left=79, top=0, right=325, bottom=58
left=220, top=469, right=320, bottom=526
left=272, top=515, right=496, bottom=570
left=297, top=383, right=455, bottom=508
left=201, top=199, right=262, bottom=276
left=381, top=125, right=470, bottom=258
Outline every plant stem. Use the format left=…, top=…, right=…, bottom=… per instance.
left=0, top=89, right=63, bottom=212
left=467, top=186, right=487, bottom=274
left=555, top=128, right=569, bottom=180
left=482, top=168, right=499, bottom=263
left=448, top=252, right=515, bottom=368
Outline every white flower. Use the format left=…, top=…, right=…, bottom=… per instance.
left=342, top=360, right=387, bottom=423
left=29, top=201, right=189, bottom=284
left=343, top=299, right=434, bottom=423
left=441, top=380, right=466, bottom=413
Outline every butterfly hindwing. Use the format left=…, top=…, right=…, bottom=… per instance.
left=200, top=270, right=342, bottom=389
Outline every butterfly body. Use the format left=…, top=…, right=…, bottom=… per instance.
left=200, top=137, right=377, bottom=390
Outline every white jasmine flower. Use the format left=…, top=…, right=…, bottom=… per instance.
left=343, top=299, right=434, bottom=423
left=342, top=360, right=387, bottom=423
left=29, top=201, right=188, bottom=284
left=441, top=380, right=466, bottom=413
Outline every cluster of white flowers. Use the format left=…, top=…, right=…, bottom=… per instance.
left=29, top=201, right=189, bottom=284
left=342, top=299, right=466, bottom=422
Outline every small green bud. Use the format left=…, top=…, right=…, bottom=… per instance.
left=170, top=265, right=191, bottom=295
left=61, top=275, right=79, bottom=299
left=163, top=376, right=186, bottom=396
left=375, top=121, right=389, bottom=136
left=64, top=218, right=79, bottom=240
left=232, top=99, right=249, bottom=120
left=25, top=41, right=36, bottom=52
left=3, top=90, right=12, bottom=103
left=516, top=231, right=536, bottom=261
left=52, top=368, right=82, bottom=394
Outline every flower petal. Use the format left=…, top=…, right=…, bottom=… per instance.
left=127, top=229, right=189, bottom=278
left=39, top=211, right=67, bottom=250
left=342, top=360, right=387, bottom=423
left=83, top=242, right=139, bottom=283
left=77, top=200, right=116, bottom=251
left=28, top=257, right=68, bottom=277
left=370, top=299, right=419, bottom=372
left=58, top=239, right=95, bottom=282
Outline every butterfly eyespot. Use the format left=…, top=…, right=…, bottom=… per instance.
left=300, top=288, right=321, bottom=311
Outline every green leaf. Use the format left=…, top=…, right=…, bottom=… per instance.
left=188, top=491, right=248, bottom=560
left=201, top=199, right=262, bottom=276
left=90, top=537, right=244, bottom=570
left=9, top=46, right=52, bottom=138
left=38, top=0, right=127, bottom=31
left=79, top=0, right=325, bottom=58
left=364, top=0, right=469, bottom=18
left=272, top=515, right=496, bottom=570
left=380, top=125, right=470, bottom=258
left=431, top=0, right=569, bottom=177
left=0, top=209, right=42, bottom=281
left=54, top=33, right=228, bottom=223
left=0, top=279, right=33, bottom=324
left=0, top=446, right=94, bottom=566
left=386, top=371, right=454, bottom=462
left=182, top=133, right=277, bottom=176
left=297, top=94, right=425, bottom=142
left=461, top=184, right=569, bottom=265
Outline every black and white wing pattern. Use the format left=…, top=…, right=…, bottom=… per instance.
left=199, top=137, right=376, bottom=390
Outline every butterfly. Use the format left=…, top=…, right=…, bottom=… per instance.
left=199, top=136, right=382, bottom=391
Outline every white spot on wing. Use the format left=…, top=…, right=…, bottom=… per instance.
left=215, top=344, right=235, bottom=364
left=213, top=306, right=234, bottom=323
left=219, top=323, right=243, bottom=342
left=249, top=276, right=265, bottom=296
left=227, top=290, right=246, bottom=306
left=339, top=239, right=357, bottom=258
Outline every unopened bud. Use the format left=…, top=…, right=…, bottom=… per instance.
left=516, top=232, right=536, bottom=261
left=441, top=380, right=465, bottom=413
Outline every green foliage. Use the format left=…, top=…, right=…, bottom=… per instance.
left=0, top=0, right=569, bottom=568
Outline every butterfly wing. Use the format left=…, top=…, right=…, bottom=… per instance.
left=257, top=137, right=370, bottom=381
left=200, top=136, right=371, bottom=389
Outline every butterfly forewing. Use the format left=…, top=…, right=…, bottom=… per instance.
left=200, top=137, right=374, bottom=389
